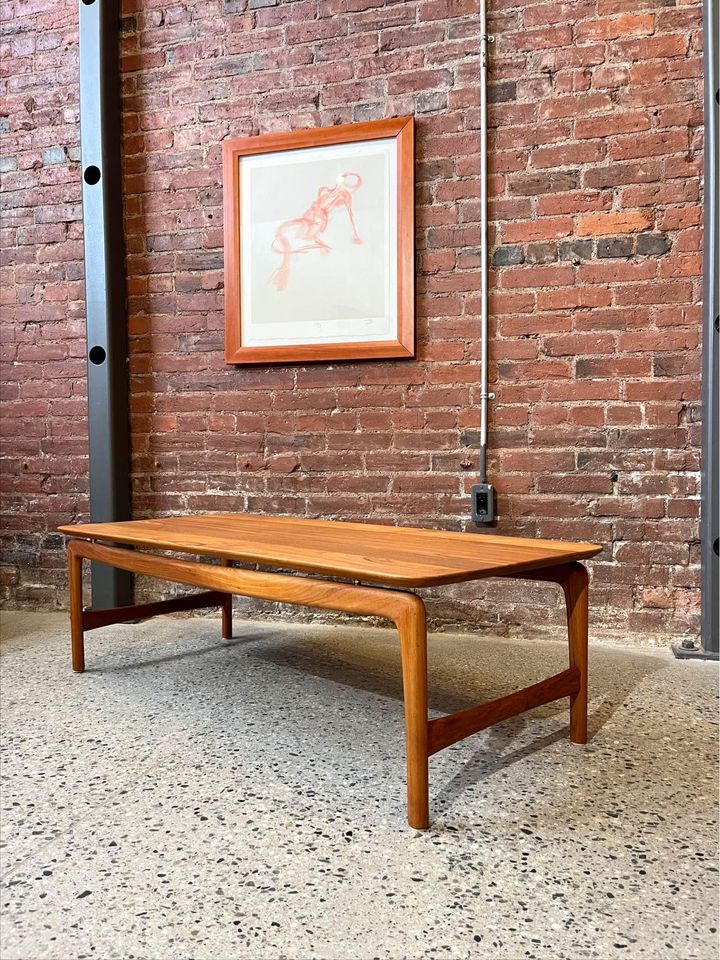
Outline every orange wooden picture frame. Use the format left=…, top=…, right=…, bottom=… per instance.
left=222, top=116, right=415, bottom=365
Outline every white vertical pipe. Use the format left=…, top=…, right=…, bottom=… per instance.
left=699, top=0, right=719, bottom=653
left=479, top=0, right=493, bottom=482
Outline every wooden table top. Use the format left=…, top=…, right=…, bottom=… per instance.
left=58, top=514, right=601, bottom=588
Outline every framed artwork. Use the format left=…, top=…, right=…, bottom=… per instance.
left=222, top=116, right=414, bottom=365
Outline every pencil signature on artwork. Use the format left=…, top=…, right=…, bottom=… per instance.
left=270, top=172, right=363, bottom=291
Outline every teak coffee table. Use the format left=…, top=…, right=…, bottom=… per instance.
left=58, top=514, right=601, bottom=829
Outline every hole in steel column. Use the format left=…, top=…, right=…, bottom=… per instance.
left=88, top=345, right=106, bottom=365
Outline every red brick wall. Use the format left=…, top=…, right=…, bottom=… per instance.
left=1, top=0, right=704, bottom=641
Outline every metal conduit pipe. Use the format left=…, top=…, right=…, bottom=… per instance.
left=471, top=0, right=496, bottom=523
left=700, top=0, right=720, bottom=657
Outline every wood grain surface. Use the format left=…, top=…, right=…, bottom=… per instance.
left=58, top=513, right=602, bottom=588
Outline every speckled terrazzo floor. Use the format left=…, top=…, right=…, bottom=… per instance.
left=0, top=611, right=718, bottom=960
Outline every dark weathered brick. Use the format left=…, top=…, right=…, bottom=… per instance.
left=488, top=81, right=517, bottom=103
left=509, top=171, right=580, bottom=196
left=417, top=91, right=448, bottom=113
left=525, top=242, right=557, bottom=264
left=637, top=233, right=672, bottom=257
left=559, top=239, right=593, bottom=262
left=597, top=236, right=635, bottom=259
left=492, top=245, right=524, bottom=266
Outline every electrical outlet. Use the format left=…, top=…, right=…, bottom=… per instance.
left=471, top=483, right=495, bottom=523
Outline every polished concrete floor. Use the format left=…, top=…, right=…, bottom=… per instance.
left=0, top=610, right=718, bottom=960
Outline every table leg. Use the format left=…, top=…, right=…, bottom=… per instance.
left=396, top=595, right=429, bottom=830
left=68, top=545, right=85, bottom=673
left=220, top=558, right=233, bottom=639
left=561, top=562, right=589, bottom=744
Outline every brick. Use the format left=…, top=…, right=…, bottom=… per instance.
left=583, top=160, right=663, bottom=191
left=501, top=264, right=574, bottom=289
left=488, top=81, right=517, bottom=104
left=615, top=281, right=694, bottom=306
left=544, top=334, right=615, bottom=357
left=636, top=234, right=672, bottom=257
left=531, top=141, right=606, bottom=168
left=575, top=112, right=651, bottom=140
left=618, top=330, right=699, bottom=354
left=620, top=179, right=700, bottom=208
left=591, top=65, right=629, bottom=90
left=536, top=287, right=612, bottom=311
left=580, top=260, right=658, bottom=285
left=615, top=34, right=689, bottom=61
left=387, top=69, right=452, bottom=96
left=539, top=93, right=612, bottom=121
left=558, top=239, right=593, bottom=262
left=610, top=131, right=690, bottom=163
left=660, top=207, right=702, bottom=231
left=576, top=14, right=654, bottom=42
left=508, top=172, right=579, bottom=196
left=503, top=217, right=573, bottom=243
left=41, top=146, right=67, bottom=165
left=500, top=451, right=577, bottom=473
left=659, top=255, right=702, bottom=279
left=525, top=242, right=557, bottom=264
left=634, top=209, right=690, bottom=250
left=492, top=246, right=524, bottom=267
left=505, top=25, right=573, bottom=52
left=543, top=381, right=620, bottom=402
left=539, top=191, right=612, bottom=216
left=596, top=236, right=634, bottom=259
left=576, top=356, right=651, bottom=379
left=577, top=210, right=653, bottom=236
left=653, top=354, right=701, bottom=379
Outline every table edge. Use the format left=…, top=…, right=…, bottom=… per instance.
left=58, top=525, right=603, bottom=588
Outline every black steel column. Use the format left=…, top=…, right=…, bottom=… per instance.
left=79, top=0, right=133, bottom=608
left=674, top=0, right=719, bottom=660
